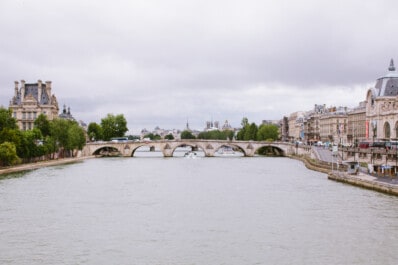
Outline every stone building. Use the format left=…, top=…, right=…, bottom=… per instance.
left=347, top=101, right=366, bottom=145
left=318, top=106, right=349, bottom=145
left=365, top=59, right=398, bottom=141
left=9, top=80, right=59, bottom=130
left=303, top=104, right=327, bottom=144
left=287, top=111, right=304, bottom=142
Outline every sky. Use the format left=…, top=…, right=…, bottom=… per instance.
left=1, top=0, right=397, bottom=134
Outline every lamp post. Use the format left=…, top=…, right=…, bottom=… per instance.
left=371, top=120, right=377, bottom=165
left=395, top=126, right=398, bottom=175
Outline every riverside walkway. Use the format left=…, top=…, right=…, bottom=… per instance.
left=312, top=145, right=398, bottom=196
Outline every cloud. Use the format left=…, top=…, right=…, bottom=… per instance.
left=1, top=0, right=397, bottom=133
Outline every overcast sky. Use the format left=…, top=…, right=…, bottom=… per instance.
left=1, top=0, right=397, bottom=133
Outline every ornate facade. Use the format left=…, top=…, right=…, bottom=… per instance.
left=365, top=59, right=398, bottom=141
left=9, top=80, right=59, bottom=130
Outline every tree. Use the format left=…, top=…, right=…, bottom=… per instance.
left=0, top=107, right=17, bottom=131
left=144, top=133, right=161, bottom=140
left=257, top=124, right=279, bottom=141
left=66, top=123, right=86, bottom=156
left=181, top=130, right=196, bottom=139
left=101, top=114, right=128, bottom=141
left=34, top=114, right=51, bottom=137
left=18, top=128, right=43, bottom=162
left=0, top=142, right=20, bottom=166
left=164, top=134, right=174, bottom=140
left=87, top=122, right=103, bottom=141
left=50, top=119, right=86, bottom=157
left=244, top=123, right=258, bottom=141
left=197, top=130, right=233, bottom=140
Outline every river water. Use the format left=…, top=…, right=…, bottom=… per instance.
left=1, top=154, right=398, bottom=265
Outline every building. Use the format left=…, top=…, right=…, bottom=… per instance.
left=365, top=59, right=398, bottom=141
left=9, top=80, right=59, bottom=130
left=347, top=101, right=366, bottom=145
left=287, top=111, right=304, bottom=142
left=58, top=105, right=75, bottom=121
left=319, top=106, right=349, bottom=145
left=303, top=104, right=327, bottom=144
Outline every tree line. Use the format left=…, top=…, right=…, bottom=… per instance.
left=0, top=107, right=86, bottom=166
left=180, top=118, right=279, bottom=141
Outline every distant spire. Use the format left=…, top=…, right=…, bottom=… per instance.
left=389, top=58, right=396, bottom=71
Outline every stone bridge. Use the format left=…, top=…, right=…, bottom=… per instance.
left=82, top=140, right=310, bottom=157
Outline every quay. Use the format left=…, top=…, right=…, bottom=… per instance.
left=310, top=146, right=398, bottom=196
left=328, top=171, right=398, bottom=196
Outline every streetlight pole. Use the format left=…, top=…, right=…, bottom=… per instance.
left=395, top=126, right=398, bottom=176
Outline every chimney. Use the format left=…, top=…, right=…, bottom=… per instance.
left=20, top=80, right=25, bottom=99
left=14, top=81, right=19, bottom=96
left=45, top=80, right=52, bottom=96
left=37, top=80, right=42, bottom=103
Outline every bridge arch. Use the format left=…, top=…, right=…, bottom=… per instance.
left=214, top=144, right=246, bottom=156
left=170, top=143, right=205, bottom=157
left=254, top=144, right=286, bottom=157
left=92, top=146, right=121, bottom=157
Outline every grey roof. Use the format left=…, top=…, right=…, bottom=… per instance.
left=12, top=82, right=51, bottom=105
left=374, top=59, right=398, bottom=97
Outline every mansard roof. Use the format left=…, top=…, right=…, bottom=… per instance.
left=11, top=81, right=52, bottom=105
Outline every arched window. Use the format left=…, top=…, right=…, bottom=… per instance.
left=384, top=122, right=391, bottom=139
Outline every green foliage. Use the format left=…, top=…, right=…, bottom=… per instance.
left=0, top=107, right=17, bottom=131
left=0, top=142, right=20, bottom=166
left=101, top=114, right=128, bottom=141
left=127, top=135, right=140, bottom=141
left=180, top=130, right=196, bottom=139
left=18, top=128, right=44, bottom=161
left=34, top=114, right=51, bottom=137
left=237, top=120, right=258, bottom=141
left=144, top=133, right=161, bottom=140
left=87, top=122, right=103, bottom=141
left=50, top=119, right=86, bottom=157
left=197, top=130, right=234, bottom=140
left=164, top=134, right=174, bottom=140
left=257, top=124, right=279, bottom=141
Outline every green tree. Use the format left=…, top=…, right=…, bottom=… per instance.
left=87, top=122, right=103, bottom=141
left=144, top=133, right=161, bottom=140
left=18, top=128, right=43, bottom=162
left=0, top=107, right=17, bottom=131
left=0, top=142, right=20, bottom=166
left=244, top=123, right=258, bottom=141
left=181, top=130, right=196, bottom=139
left=237, top=117, right=250, bottom=140
left=34, top=114, right=51, bottom=137
left=257, top=124, right=279, bottom=141
left=164, top=134, right=174, bottom=140
left=50, top=119, right=86, bottom=157
left=101, top=114, right=128, bottom=141
left=66, top=123, right=86, bottom=156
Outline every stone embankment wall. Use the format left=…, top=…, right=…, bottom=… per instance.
left=291, top=154, right=398, bottom=196
left=328, top=172, right=398, bottom=196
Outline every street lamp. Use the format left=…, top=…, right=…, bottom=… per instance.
left=371, top=120, right=377, bottom=165
left=354, top=128, right=357, bottom=162
left=395, top=125, right=398, bottom=175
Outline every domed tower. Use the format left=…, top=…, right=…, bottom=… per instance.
left=366, top=59, right=398, bottom=140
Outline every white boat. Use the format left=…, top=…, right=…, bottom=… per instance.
left=184, top=151, right=197, bottom=158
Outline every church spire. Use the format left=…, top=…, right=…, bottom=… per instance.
left=389, top=58, right=396, bottom=71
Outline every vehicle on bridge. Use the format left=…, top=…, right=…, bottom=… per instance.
left=111, top=137, right=128, bottom=143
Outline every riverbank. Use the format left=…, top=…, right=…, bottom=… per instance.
left=290, top=154, right=398, bottom=196
left=0, top=156, right=92, bottom=176
left=328, top=171, right=398, bottom=196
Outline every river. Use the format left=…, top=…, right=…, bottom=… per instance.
left=1, top=154, right=398, bottom=265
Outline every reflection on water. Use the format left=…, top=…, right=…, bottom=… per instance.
left=1, top=157, right=398, bottom=265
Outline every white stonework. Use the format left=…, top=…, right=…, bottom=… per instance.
left=9, top=80, right=59, bottom=130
